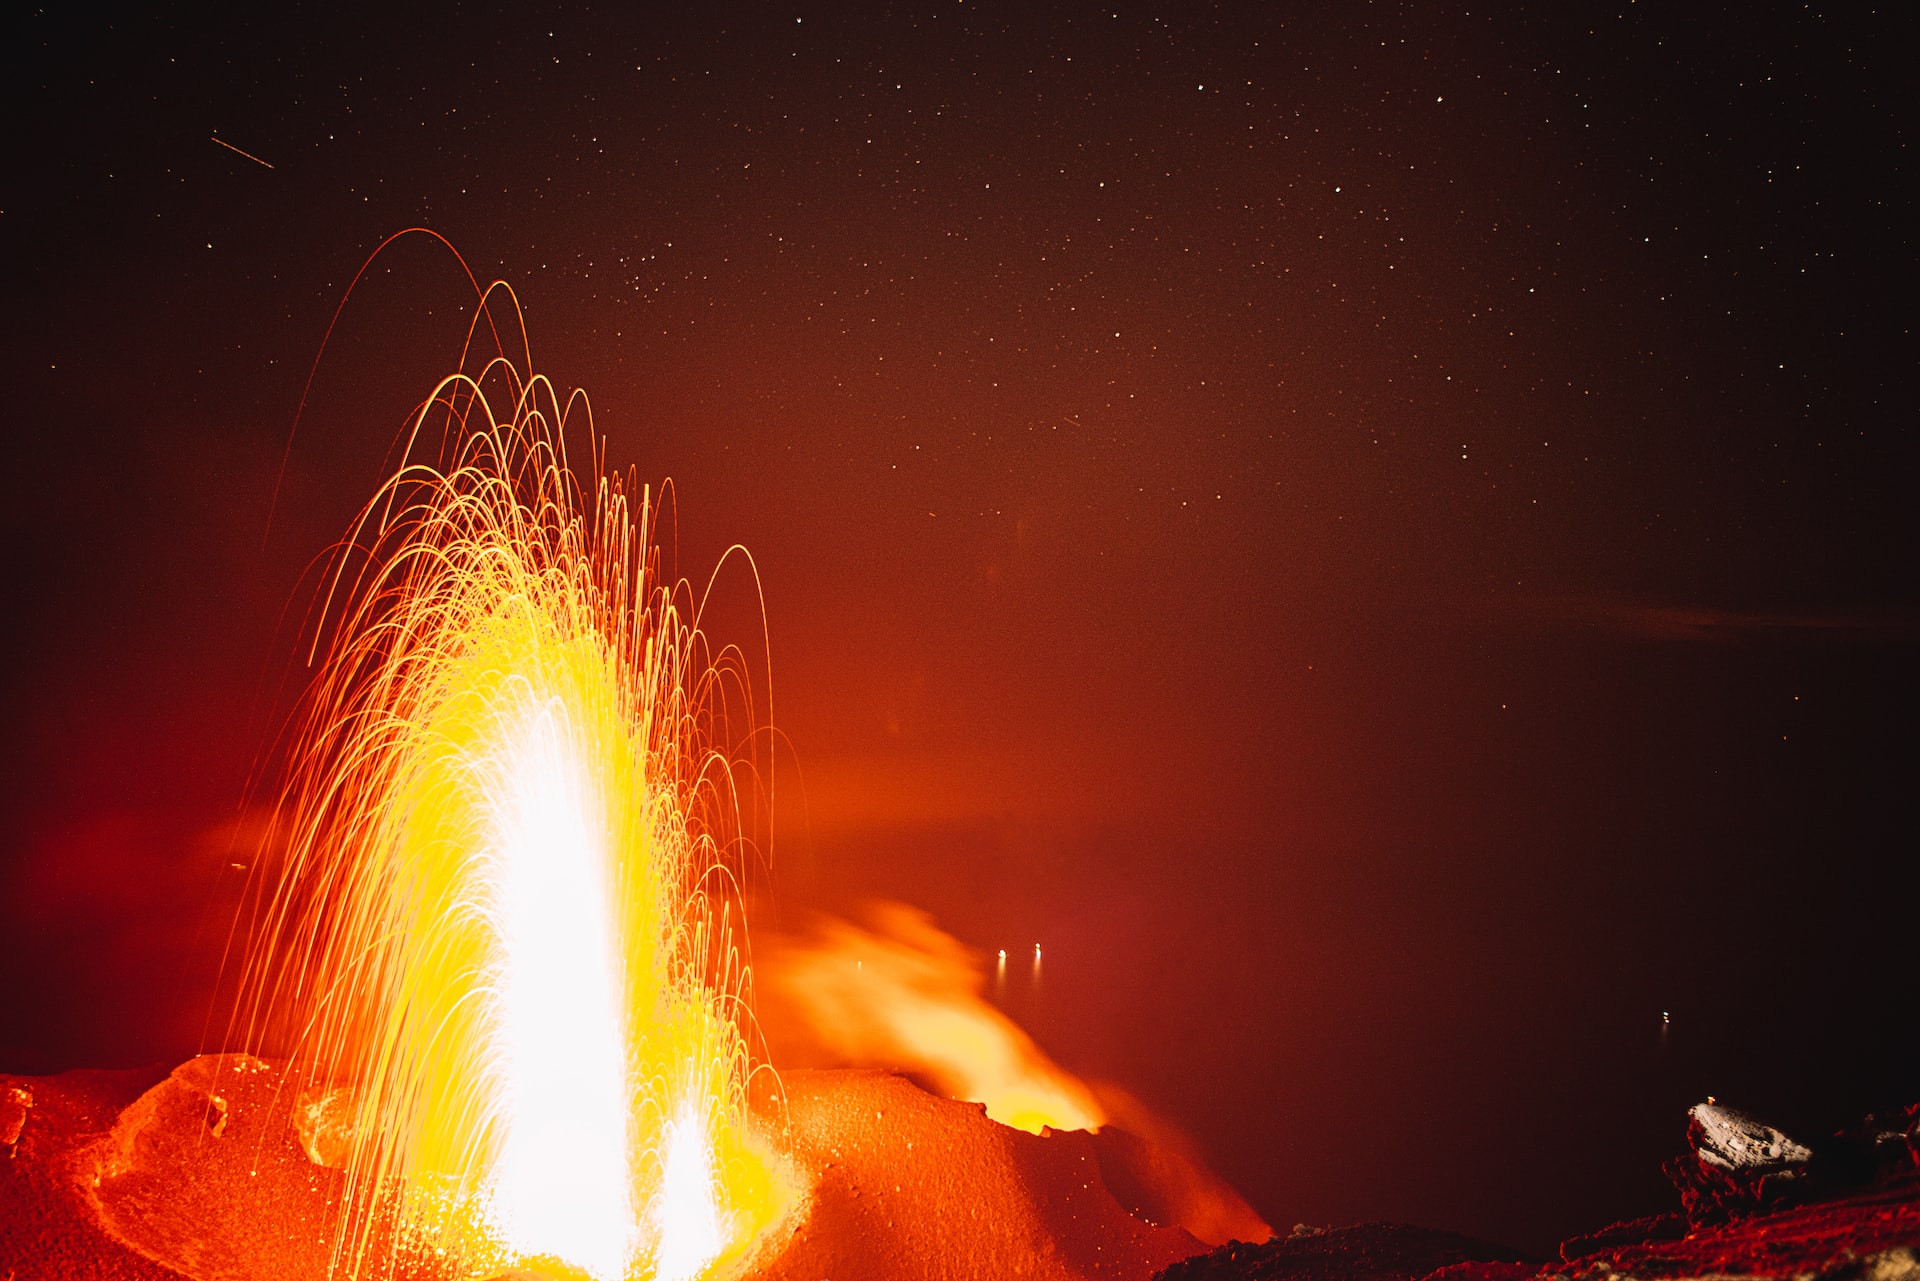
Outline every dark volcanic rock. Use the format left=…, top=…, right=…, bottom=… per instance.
left=1663, top=1099, right=1920, bottom=1228
left=1421, top=1263, right=1538, bottom=1281
left=1558, top=1182, right=1920, bottom=1281
left=1663, top=1102, right=1814, bottom=1224
left=1152, top=1222, right=1533, bottom=1281
left=1157, top=1187, right=1920, bottom=1281
left=1831, top=1105, right=1920, bottom=1188
left=1551, top=1100, right=1920, bottom=1280
left=1557, top=1213, right=1688, bottom=1263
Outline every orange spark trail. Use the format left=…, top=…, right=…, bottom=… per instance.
left=233, top=281, right=789, bottom=1279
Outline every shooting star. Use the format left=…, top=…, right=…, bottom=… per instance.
left=211, top=135, right=275, bottom=169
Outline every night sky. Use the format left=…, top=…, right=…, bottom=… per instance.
left=2, top=1, right=1912, bottom=1256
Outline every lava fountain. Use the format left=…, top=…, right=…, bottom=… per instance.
left=231, top=286, right=788, bottom=1279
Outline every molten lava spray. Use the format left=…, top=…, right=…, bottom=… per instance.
left=234, top=291, right=786, bottom=1279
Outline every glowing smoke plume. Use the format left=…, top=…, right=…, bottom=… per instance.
left=762, top=902, right=1106, bottom=1135
left=760, top=902, right=1273, bottom=1247
left=233, top=282, right=787, bottom=1279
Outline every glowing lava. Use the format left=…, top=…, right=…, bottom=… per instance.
left=654, top=1101, right=725, bottom=1281
left=482, top=701, right=636, bottom=1276
left=235, top=294, right=787, bottom=1279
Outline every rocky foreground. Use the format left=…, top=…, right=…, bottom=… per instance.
left=1158, top=1103, right=1920, bottom=1281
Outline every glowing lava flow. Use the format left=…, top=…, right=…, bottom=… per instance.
left=236, top=296, right=786, bottom=1279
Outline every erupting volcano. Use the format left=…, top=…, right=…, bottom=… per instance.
left=224, top=277, right=790, bottom=1279
left=0, top=261, right=1264, bottom=1281
left=2, top=233, right=1917, bottom=1279
left=6, top=5, right=1913, bottom=1277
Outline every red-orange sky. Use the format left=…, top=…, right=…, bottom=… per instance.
left=1, top=1, right=1911, bottom=1255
